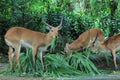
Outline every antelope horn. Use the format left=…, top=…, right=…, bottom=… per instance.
left=43, top=21, right=52, bottom=28
left=58, top=17, right=63, bottom=29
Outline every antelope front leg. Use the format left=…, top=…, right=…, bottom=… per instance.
left=14, top=44, right=23, bottom=72
left=8, top=47, right=14, bottom=71
left=32, top=47, right=38, bottom=72
left=39, top=51, right=45, bottom=72
left=111, top=50, right=118, bottom=70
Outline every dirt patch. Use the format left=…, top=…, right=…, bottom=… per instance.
left=0, top=63, right=8, bottom=70
left=0, top=54, right=8, bottom=63
left=0, top=76, right=42, bottom=80
left=0, top=63, right=42, bottom=80
left=1, top=74, right=120, bottom=80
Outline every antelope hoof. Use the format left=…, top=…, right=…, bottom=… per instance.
left=11, top=69, right=15, bottom=73
left=34, top=66, right=36, bottom=72
left=20, top=68, right=24, bottom=73
left=115, top=66, right=119, bottom=71
left=42, top=69, right=45, bottom=72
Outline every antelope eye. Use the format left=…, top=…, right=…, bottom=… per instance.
left=51, top=29, right=53, bottom=32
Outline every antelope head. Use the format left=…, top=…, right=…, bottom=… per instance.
left=43, top=18, right=63, bottom=38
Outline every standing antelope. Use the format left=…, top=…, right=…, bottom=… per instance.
left=97, top=33, right=120, bottom=70
left=4, top=19, right=63, bottom=72
left=64, top=28, right=104, bottom=56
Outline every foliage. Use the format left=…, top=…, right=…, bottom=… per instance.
left=68, top=51, right=100, bottom=75
left=0, top=0, right=120, bottom=54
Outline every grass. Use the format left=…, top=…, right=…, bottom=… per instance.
left=66, top=52, right=100, bottom=75
left=50, top=37, right=56, bottom=53
left=0, top=48, right=102, bottom=77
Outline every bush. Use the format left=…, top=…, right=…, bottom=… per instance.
left=4, top=49, right=100, bottom=77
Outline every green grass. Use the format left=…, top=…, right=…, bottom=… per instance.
left=68, top=51, right=100, bottom=75
left=50, top=37, right=56, bottom=53
left=0, top=49, right=103, bottom=77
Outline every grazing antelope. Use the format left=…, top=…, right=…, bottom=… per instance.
left=64, top=28, right=104, bottom=56
left=97, top=33, right=120, bottom=70
left=4, top=19, right=63, bottom=72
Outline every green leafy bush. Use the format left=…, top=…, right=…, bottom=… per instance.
left=67, top=51, right=100, bottom=75
left=6, top=49, right=100, bottom=77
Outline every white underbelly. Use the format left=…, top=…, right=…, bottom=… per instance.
left=39, top=44, right=51, bottom=51
left=5, top=39, right=50, bottom=52
left=20, top=40, right=32, bottom=48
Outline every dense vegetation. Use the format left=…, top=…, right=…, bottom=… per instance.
left=0, top=0, right=120, bottom=77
